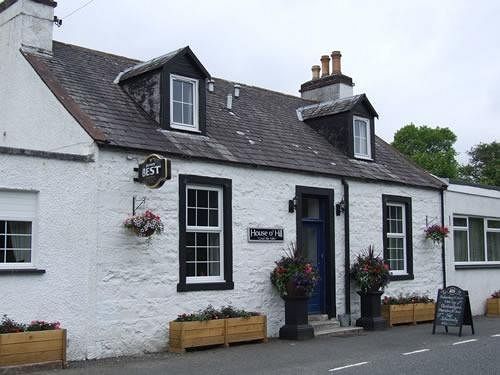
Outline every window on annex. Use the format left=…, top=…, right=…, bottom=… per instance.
left=178, top=175, right=233, bottom=292
left=170, top=74, right=198, bottom=131
left=0, top=221, right=32, bottom=264
left=453, top=216, right=500, bottom=264
left=382, top=195, right=413, bottom=280
left=353, top=116, right=371, bottom=159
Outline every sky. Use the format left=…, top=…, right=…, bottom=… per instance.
left=52, top=0, right=500, bottom=163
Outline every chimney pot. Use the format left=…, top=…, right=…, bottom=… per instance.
left=311, top=65, right=321, bottom=80
left=320, top=55, right=330, bottom=77
left=331, top=51, right=342, bottom=75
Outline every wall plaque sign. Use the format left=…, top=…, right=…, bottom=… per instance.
left=248, top=228, right=284, bottom=242
left=432, top=285, right=474, bottom=337
left=134, top=154, right=171, bottom=189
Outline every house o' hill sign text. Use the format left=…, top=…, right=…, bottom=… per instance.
left=134, top=154, right=171, bottom=189
left=248, top=228, right=284, bottom=242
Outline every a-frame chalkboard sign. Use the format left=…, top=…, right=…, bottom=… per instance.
left=432, top=285, right=474, bottom=337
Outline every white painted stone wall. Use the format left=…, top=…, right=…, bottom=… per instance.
left=348, top=181, right=443, bottom=316
left=0, top=153, right=98, bottom=361
left=444, top=184, right=500, bottom=315
left=0, top=0, right=95, bottom=155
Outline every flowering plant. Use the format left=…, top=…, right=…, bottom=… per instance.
left=270, top=243, right=319, bottom=297
left=424, top=224, right=449, bottom=244
left=123, top=210, right=164, bottom=237
left=0, top=315, right=61, bottom=334
left=491, top=290, right=500, bottom=299
left=382, top=294, right=434, bottom=305
left=350, top=246, right=390, bottom=293
left=175, top=305, right=259, bottom=322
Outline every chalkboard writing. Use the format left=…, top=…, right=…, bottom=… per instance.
left=248, top=228, right=284, bottom=242
left=432, top=285, right=475, bottom=337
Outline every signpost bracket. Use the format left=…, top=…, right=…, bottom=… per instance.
left=132, top=196, right=146, bottom=216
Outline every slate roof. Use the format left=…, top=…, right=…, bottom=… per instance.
left=22, top=41, right=444, bottom=189
left=299, top=94, right=378, bottom=121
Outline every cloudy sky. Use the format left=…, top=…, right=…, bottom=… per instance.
left=53, top=0, right=500, bottom=162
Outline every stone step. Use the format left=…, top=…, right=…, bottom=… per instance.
left=314, top=326, right=364, bottom=337
left=308, top=314, right=329, bottom=322
left=309, top=319, right=341, bottom=329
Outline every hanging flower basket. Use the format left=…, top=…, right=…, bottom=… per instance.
left=424, top=224, right=449, bottom=244
left=123, top=210, right=164, bottom=238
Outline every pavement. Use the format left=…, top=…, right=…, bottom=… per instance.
left=19, top=317, right=500, bottom=375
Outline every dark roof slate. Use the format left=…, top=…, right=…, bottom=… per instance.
left=299, top=94, right=363, bottom=120
left=24, top=41, right=443, bottom=189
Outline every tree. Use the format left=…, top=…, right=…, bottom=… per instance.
left=459, top=141, right=499, bottom=186
left=392, top=123, right=459, bottom=178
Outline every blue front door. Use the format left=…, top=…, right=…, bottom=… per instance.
left=301, top=197, right=326, bottom=314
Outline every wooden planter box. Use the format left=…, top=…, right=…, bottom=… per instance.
left=486, top=298, right=500, bottom=317
left=382, top=304, right=414, bottom=327
left=414, top=303, right=435, bottom=323
left=169, top=316, right=267, bottom=353
left=0, top=329, right=66, bottom=368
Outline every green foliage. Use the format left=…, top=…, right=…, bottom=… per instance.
left=459, top=141, right=499, bottom=186
left=392, top=123, right=459, bottom=178
left=382, top=294, right=434, bottom=305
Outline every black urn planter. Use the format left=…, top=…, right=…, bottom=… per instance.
left=279, top=295, right=314, bottom=340
left=355, top=290, right=387, bottom=330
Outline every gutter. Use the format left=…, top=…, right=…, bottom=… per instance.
left=440, top=186, right=447, bottom=288
left=341, top=178, right=351, bottom=317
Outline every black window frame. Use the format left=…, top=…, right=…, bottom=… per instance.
left=177, top=174, right=233, bottom=292
left=382, top=195, right=414, bottom=281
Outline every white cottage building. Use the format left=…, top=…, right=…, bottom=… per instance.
left=0, top=0, right=451, bottom=360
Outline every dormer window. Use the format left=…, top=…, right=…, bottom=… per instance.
left=353, top=116, right=371, bottom=159
left=170, top=74, right=199, bottom=131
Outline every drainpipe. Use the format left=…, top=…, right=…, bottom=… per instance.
left=341, top=178, right=350, bottom=317
left=440, top=186, right=447, bottom=288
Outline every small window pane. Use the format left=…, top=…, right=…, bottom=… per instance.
left=5, top=250, right=31, bottom=263
left=209, top=209, right=218, bottom=227
left=197, top=248, right=207, bottom=262
left=187, top=208, right=196, bottom=226
left=0, top=250, right=4, bottom=262
left=487, top=232, right=500, bottom=261
left=302, top=198, right=320, bottom=219
left=197, top=190, right=208, bottom=208
left=209, top=191, right=218, bottom=208
left=187, top=262, right=195, bottom=276
left=387, top=237, right=404, bottom=271
left=453, top=230, right=468, bottom=261
left=197, top=263, right=207, bottom=277
left=209, top=247, right=220, bottom=261
left=453, top=217, right=467, bottom=227
left=0, top=221, right=5, bottom=234
left=197, top=232, right=207, bottom=247
left=187, top=189, right=196, bottom=207
left=7, top=221, right=31, bottom=235
left=469, top=218, right=485, bottom=261
left=5, top=235, right=31, bottom=249
left=173, top=101, right=183, bottom=123
left=187, top=232, right=195, bottom=246
left=183, top=104, right=193, bottom=125
left=208, top=262, right=220, bottom=276
left=172, top=79, right=182, bottom=101
left=209, top=233, right=220, bottom=246
left=488, top=220, right=500, bottom=229
left=186, top=247, right=195, bottom=261
left=197, top=208, right=208, bottom=226
left=182, top=82, right=193, bottom=104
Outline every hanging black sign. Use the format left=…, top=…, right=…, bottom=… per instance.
left=432, top=285, right=474, bottom=337
left=248, top=228, right=284, bottom=242
left=134, top=154, right=171, bottom=189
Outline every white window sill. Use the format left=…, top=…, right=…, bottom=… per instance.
left=353, top=154, right=373, bottom=161
left=170, top=123, right=200, bottom=133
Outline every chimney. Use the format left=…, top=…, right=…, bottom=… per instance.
left=331, top=51, right=342, bottom=75
left=311, top=65, right=320, bottom=80
left=0, top=0, right=57, bottom=54
left=320, top=55, right=330, bottom=77
left=300, top=50, right=354, bottom=102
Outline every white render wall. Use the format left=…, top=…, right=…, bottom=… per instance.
left=444, top=184, right=500, bottom=315
left=0, top=153, right=98, bottom=361
left=86, top=150, right=443, bottom=359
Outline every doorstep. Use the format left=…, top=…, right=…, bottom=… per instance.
left=308, top=315, right=364, bottom=337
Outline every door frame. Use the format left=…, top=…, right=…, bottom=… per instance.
left=295, top=186, right=336, bottom=318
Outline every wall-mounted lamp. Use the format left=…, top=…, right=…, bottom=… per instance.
left=288, top=196, right=297, bottom=213
left=335, top=198, right=345, bottom=216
